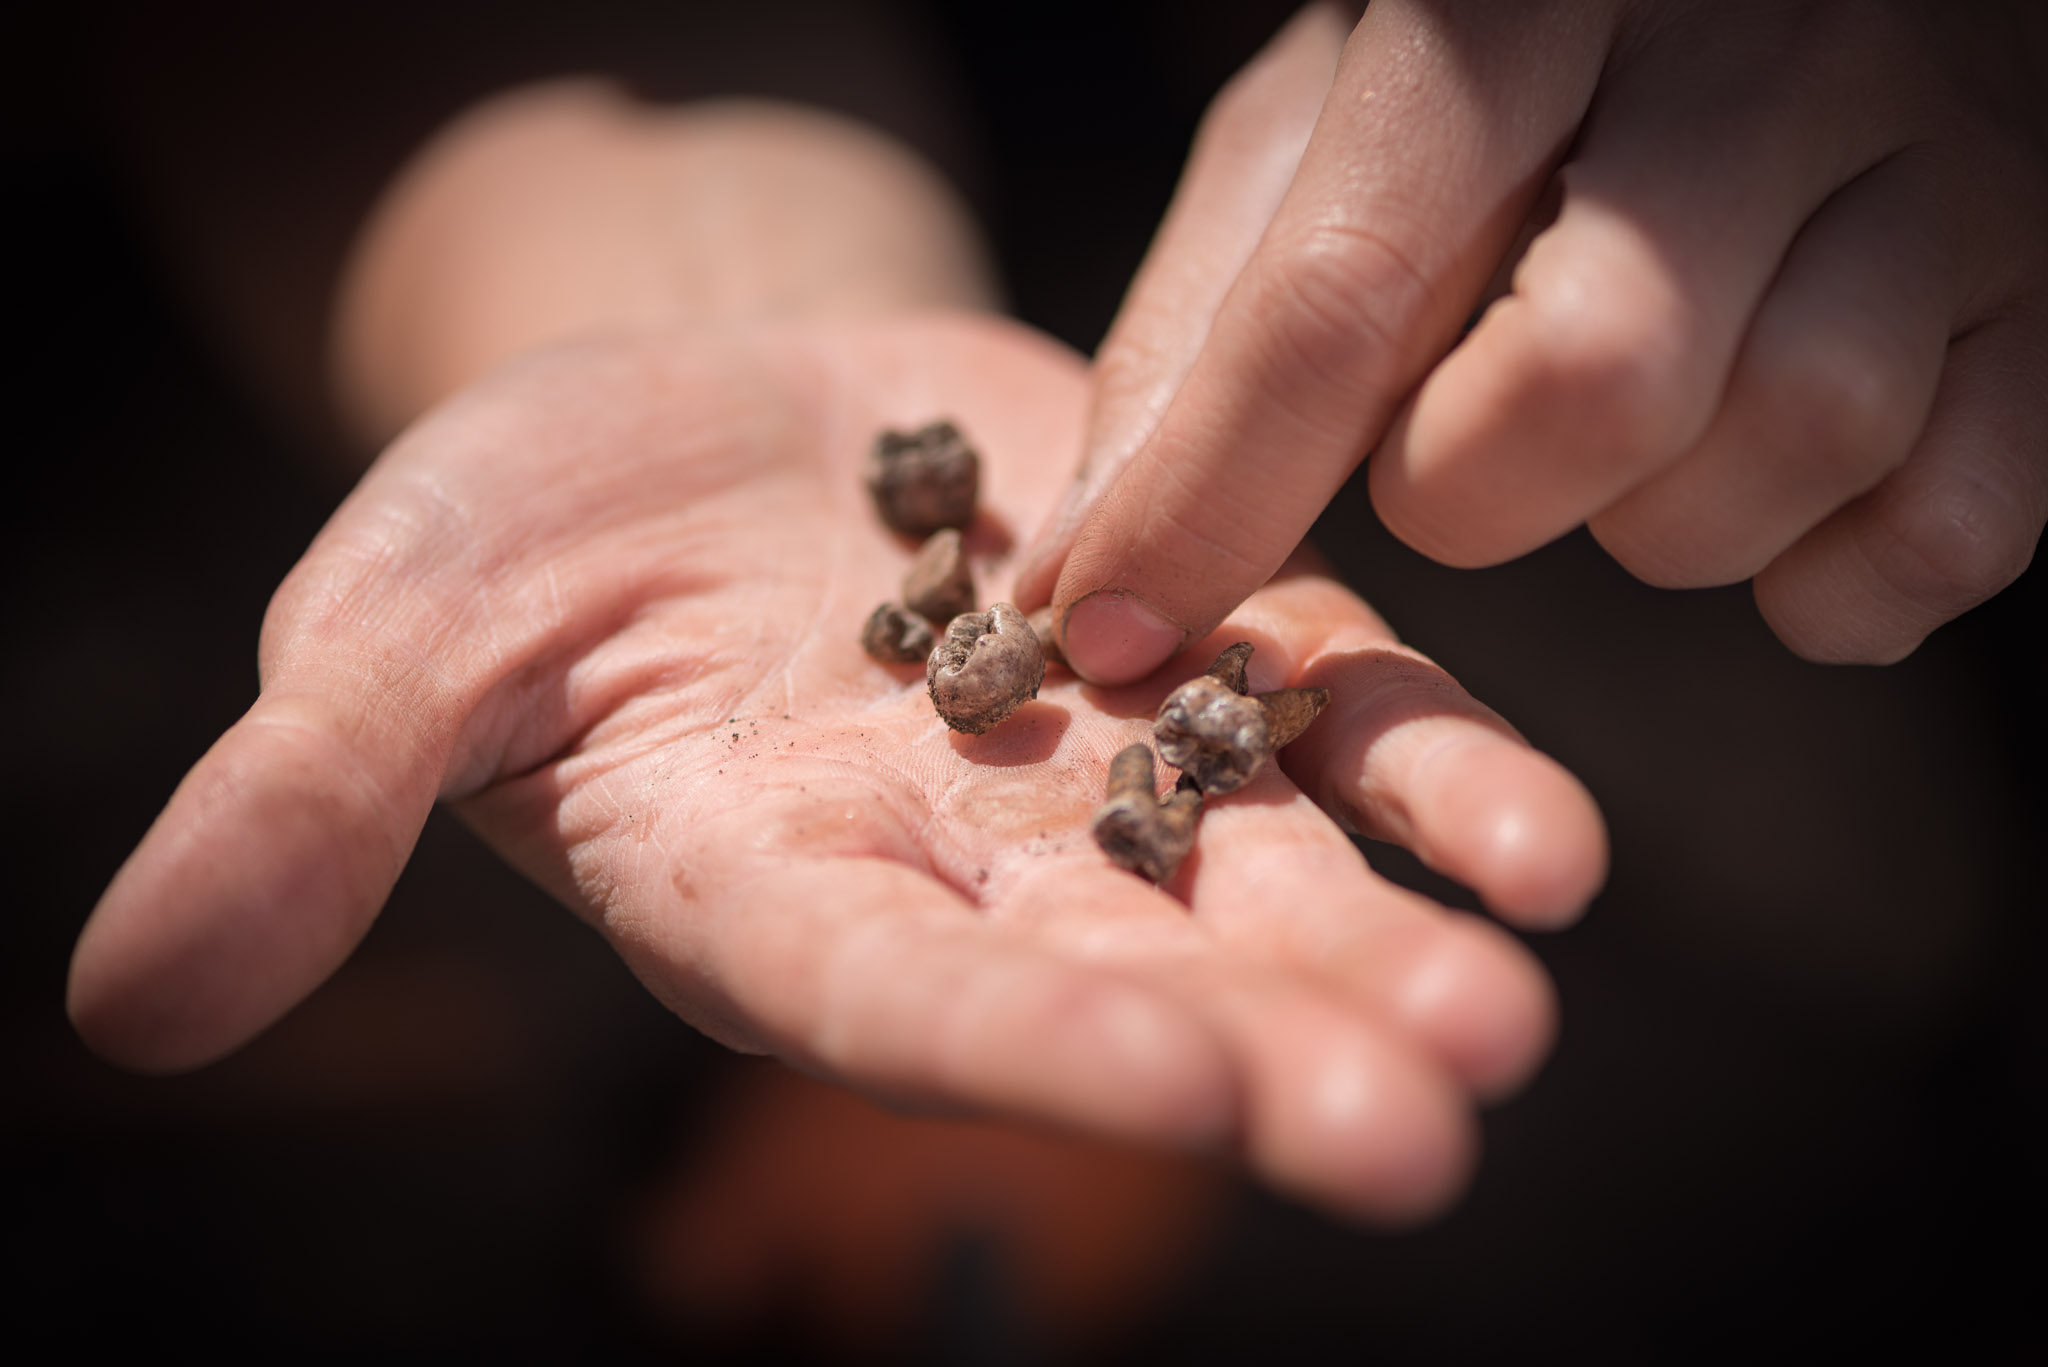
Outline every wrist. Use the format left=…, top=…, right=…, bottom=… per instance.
left=330, top=80, right=999, bottom=447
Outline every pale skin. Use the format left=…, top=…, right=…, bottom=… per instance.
left=67, top=85, right=1606, bottom=1221
left=1018, top=0, right=2048, bottom=684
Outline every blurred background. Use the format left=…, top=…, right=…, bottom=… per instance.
left=7, top=1, right=2043, bottom=1360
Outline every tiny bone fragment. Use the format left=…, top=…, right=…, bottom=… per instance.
left=1154, top=642, right=1329, bottom=794
left=861, top=602, right=935, bottom=663
left=1027, top=606, right=1066, bottom=669
left=1092, top=744, right=1202, bottom=883
left=866, top=420, right=980, bottom=537
left=1205, top=640, right=1254, bottom=695
left=927, top=602, right=1046, bottom=734
left=902, top=528, right=976, bottom=624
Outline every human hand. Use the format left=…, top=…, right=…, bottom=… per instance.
left=1017, top=0, right=2048, bottom=681
left=68, top=315, right=1603, bottom=1220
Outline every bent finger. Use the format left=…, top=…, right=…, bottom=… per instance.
left=1589, top=153, right=1957, bottom=586
left=1753, top=310, right=2048, bottom=663
left=1375, top=4, right=1916, bottom=566
left=1052, top=0, right=1613, bottom=683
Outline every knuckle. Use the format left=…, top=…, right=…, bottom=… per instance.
left=1872, top=475, right=2038, bottom=613
left=1255, top=220, right=1441, bottom=404
left=1146, top=480, right=1283, bottom=590
left=1749, top=334, right=1924, bottom=491
left=1531, top=290, right=1696, bottom=463
left=1509, top=207, right=1701, bottom=463
left=1587, top=511, right=1720, bottom=590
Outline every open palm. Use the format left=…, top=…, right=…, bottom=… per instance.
left=72, top=314, right=1604, bottom=1219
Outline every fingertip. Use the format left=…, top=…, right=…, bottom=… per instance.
left=67, top=706, right=432, bottom=1072
left=1059, top=590, right=1189, bottom=686
left=1751, top=534, right=1941, bottom=666
left=1754, top=567, right=1924, bottom=665
left=1419, top=736, right=1607, bottom=931
left=1367, top=400, right=1499, bottom=569
left=66, top=761, right=294, bottom=1074
left=67, top=891, right=200, bottom=1074
left=1049, top=981, right=1239, bottom=1148
left=1383, top=916, right=1559, bottom=1103
left=1263, top=1032, right=1478, bottom=1226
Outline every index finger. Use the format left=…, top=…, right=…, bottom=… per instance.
left=1050, top=0, right=1617, bottom=684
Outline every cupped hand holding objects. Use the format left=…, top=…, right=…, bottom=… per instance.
left=70, top=316, right=1604, bottom=1220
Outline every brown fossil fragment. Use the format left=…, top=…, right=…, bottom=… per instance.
left=926, top=602, right=1046, bottom=734
left=902, top=528, right=977, bottom=624
left=1256, top=686, right=1329, bottom=751
left=860, top=602, right=935, bottom=663
left=1153, top=675, right=1267, bottom=793
left=1027, top=606, right=1066, bottom=669
left=1092, top=744, right=1202, bottom=883
left=1154, top=642, right=1329, bottom=794
left=1204, top=640, right=1254, bottom=695
left=865, top=420, right=980, bottom=537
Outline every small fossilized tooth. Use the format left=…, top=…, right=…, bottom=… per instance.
left=1154, top=642, right=1329, bottom=793
left=860, top=602, right=936, bottom=663
left=1205, top=640, right=1255, bottom=695
left=926, top=602, right=1046, bottom=733
left=1257, top=685, right=1330, bottom=751
left=1027, top=605, right=1065, bottom=669
left=1155, top=676, right=1269, bottom=793
left=865, top=420, right=980, bottom=537
left=902, top=528, right=976, bottom=624
left=1092, top=744, right=1202, bottom=883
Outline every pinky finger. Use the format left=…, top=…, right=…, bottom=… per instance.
left=1755, top=311, right=2048, bottom=663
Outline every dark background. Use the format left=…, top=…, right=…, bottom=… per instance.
left=7, top=1, right=2043, bottom=1360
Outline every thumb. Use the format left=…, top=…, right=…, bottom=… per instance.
left=64, top=424, right=506, bottom=1073
left=67, top=662, right=457, bottom=1072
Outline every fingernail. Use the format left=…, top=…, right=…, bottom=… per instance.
left=1061, top=590, right=1187, bottom=685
